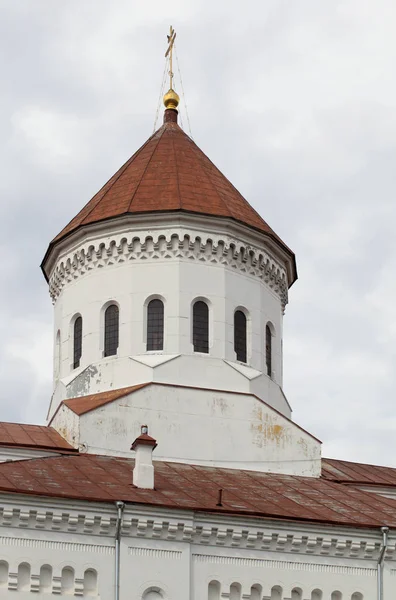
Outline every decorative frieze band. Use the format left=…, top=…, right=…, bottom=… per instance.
left=193, top=554, right=376, bottom=576
left=0, top=535, right=113, bottom=554
left=48, top=231, right=289, bottom=309
left=0, top=506, right=390, bottom=562
left=128, top=547, right=182, bottom=559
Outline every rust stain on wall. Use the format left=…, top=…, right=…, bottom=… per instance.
left=250, top=405, right=290, bottom=448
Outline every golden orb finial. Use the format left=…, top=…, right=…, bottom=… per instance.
left=163, top=88, right=180, bottom=111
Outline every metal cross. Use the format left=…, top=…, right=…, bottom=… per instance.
left=165, top=25, right=176, bottom=90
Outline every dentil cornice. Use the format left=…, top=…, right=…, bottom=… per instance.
left=49, top=228, right=289, bottom=309
left=0, top=501, right=393, bottom=563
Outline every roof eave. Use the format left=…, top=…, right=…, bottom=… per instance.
left=41, top=210, right=297, bottom=286
left=0, top=489, right=388, bottom=530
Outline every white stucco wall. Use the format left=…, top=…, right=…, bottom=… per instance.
left=0, top=497, right=389, bottom=599
left=51, top=404, right=79, bottom=448
left=51, top=383, right=320, bottom=477
left=46, top=215, right=292, bottom=423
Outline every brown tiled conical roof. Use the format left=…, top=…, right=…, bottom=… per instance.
left=52, top=111, right=290, bottom=245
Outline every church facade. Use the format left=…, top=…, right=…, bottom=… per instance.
left=0, top=56, right=396, bottom=600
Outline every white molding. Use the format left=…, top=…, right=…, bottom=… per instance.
left=0, top=500, right=392, bottom=563
left=0, top=447, right=65, bottom=462
left=223, top=360, right=262, bottom=380
left=192, top=554, right=376, bottom=575
left=43, top=212, right=295, bottom=283
left=128, top=547, right=182, bottom=559
left=130, top=354, right=180, bottom=368
left=48, top=228, right=289, bottom=310
left=0, top=535, right=114, bottom=554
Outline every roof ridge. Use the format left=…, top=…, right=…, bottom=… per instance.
left=0, top=450, right=78, bottom=467
left=127, top=125, right=168, bottom=212
left=0, top=420, right=52, bottom=428
left=183, top=131, right=232, bottom=217
left=184, top=132, right=272, bottom=232
left=171, top=129, right=182, bottom=209
left=324, top=457, right=396, bottom=470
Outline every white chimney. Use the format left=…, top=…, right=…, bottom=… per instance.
left=131, top=425, right=157, bottom=489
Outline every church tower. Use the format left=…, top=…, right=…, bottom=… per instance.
left=41, top=33, right=320, bottom=477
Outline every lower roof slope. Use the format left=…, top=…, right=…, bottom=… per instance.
left=322, top=457, right=396, bottom=486
left=0, top=453, right=396, bottom=528
left=62, top=383, right=149, bottom=416
left=0, top=422, right=76, bottom=452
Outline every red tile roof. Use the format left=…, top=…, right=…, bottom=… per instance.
left=0, top=422, right=75, bottom=452
left=322, top=458, right=396, bottom=487
left=62, top=383, right=149, bottom=416
left=45, top=117, right=295, bottom=276
left=1, top=454, right=396, bottom=527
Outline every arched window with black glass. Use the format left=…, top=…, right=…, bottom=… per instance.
left=147, top=299, right=164, bottom=351
left=234, top=310, right=247, bottom=363
left=73, top=316, right=82, bottom=369
left=104, top=304, right=119, bottom=357
left=193, top=300, right=209, bottom=353
left=265, top=324, right=272, bottom=377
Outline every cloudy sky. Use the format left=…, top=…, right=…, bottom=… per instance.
left=1, top=0, right=395, bottom=466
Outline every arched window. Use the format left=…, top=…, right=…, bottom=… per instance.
left=104, top=304, right=119, bottom=357
left=83, top=569, right=98, bottom=597
left=234, top=310, right=247, bottom=363
left=142, top=590, right=164, bottom=600
left=39, top=565, right=52, bottom=593
left=193, top=300, right=209, bottom=353
left=208, top=581, right=221, bottom=600
left=311, top=591, right=323, bottom=600
left=147, top=299, right=164, bottom=351
left=0, top=561, right=8, bottom=588
left=61, top=567, right=74, bottom=595
left=271, top=586, right=282, bottom=600
left=250, top=585, right=262, bottom=600
left=265, top=324, right=272, bottom=377
left=73, top=317, right=82, bottom=369
left=331, top=593, right=342, bottom=600
left=230, top=583, right=241, bottom=600
left=17, top=563, right=30, bottom=592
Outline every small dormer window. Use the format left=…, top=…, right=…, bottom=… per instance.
left=104, top=304, right=119, bottom=357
